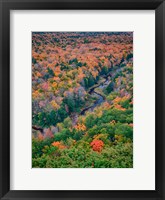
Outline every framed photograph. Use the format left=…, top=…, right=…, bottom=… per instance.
left=0, top=0, right=165, bottom=199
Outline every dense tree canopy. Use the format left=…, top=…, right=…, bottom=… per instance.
left=32, top=32, right=133, bottom=168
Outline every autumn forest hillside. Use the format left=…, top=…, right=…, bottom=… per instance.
left=32, top=32, right=133, bottom=168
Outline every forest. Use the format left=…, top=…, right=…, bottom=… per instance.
left=32, top=32, right=133, bottom=168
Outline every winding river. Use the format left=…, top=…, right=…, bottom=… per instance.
left=80, top=74, right=111, bottom=115
left=33, top=66, right=123, bottom=131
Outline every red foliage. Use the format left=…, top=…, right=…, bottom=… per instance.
left=37, top=132, right=44, bottom=141
left=90, top=139, right=104, bottom=152
left=43, top=128, right=54, bottom=139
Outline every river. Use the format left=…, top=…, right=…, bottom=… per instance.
left=80, top=65, right=123, bottom=115
left=80, top=75, right=111, bottom=115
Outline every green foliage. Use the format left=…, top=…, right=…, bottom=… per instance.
left=107, top=92, right=119, bottom=101
left=100, top=66, right=108, bottom=75
left=47, top=67, right=54, bottom=76
left=77, top=62, right=83, bottom=67
left=32, top=137, right=54, bottom=159
left=84, top=75, right=96, bottom=89
left=53, top=37, right=60, bottom=42
left=63, top=94, right=85, bottom=114
left=126, top=53, right=133, bottom=60
left=115, top=123, right=133, bottom=139
left=88, top=75, right=96, bottom=87
left=106, top=82, right=114, bottom=94
left=84, top=38, right=89, bottom=43
left=32, top=106, right=68, bottom=128
left=32, top=140, right=133, bottom=168
left=32, top=57, right=37, bottom=64
left=54, top=128, right=71, bottom=141
left=69, top=58, right=78, bottom=64
left=85, top=114, right=97, bottom=128
left=119, top=99, right=130, bottom=109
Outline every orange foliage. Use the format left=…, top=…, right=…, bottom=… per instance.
left=103, top=102, right=111, bottom=109
left=52, top=141, right=66, bottom=149
left=114, top=104, right=126, bottom=111
left=128, top=123, right=133, bottom=127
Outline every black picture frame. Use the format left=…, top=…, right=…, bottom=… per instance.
left=0, top=0, right=165, bottom=199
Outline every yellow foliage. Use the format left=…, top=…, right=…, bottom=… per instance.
left=110, top=120, right=116, bottom=125
left=32, top=90, right=40, bottom=98
left=52, top=82, right=58, bottom=89
left=50, top=100, right=60, bottom=110
left=74, top=123, right=86, bottom=131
